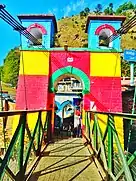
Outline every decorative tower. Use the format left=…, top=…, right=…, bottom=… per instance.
left=84, top=15, right=126, bottom=113
left=18, top=14, right=57, bottom=48
left=16, top=14, right=57, bottom=110
left=86, top=15, right=126, bottom=50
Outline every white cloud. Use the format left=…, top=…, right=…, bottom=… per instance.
left=64, top=5, right=72, bottom=17
left=47, top=8, right=58, bottom=16
left=63, top=0, right=86, bottom=17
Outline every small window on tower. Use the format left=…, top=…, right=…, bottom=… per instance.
left=27, top=23, right=47, bottom=46
left=99, top=29, right=111, bottom=47
left=29, top=27, right=42, bottom=46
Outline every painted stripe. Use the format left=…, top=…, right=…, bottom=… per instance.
left=16, top=75, right=49, bottom=110
left=84, top=77, right=122, bottom=112
left=49, top=66, right=90, bottom=94
left=19, top=51, right=49, bottom=75
left=90, top=53, right=121, bottom=77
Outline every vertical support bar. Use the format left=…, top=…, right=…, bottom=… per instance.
left=94, top=114, right=98, bottom=150
left=89, top=112, right=93, bottom=141
left=51, top=107, right=55, bottom=134
left=85, top=111, right=87, bottom=137
left=87, top=112, right=91, bottom=140
left=18, top=112, right=26, bottom=179
left=47, top=111, right=52, bottom=142
left=84, top=111, right=87, bottom=133
left=36, top=111, right=41, bottom=156
left=81, top=109, right=86, bottom=135
left=2, top=118, right=7, bottom=152
left=130, top=62, right=134, bottom=86
left=108, top=115, right=113, bottom=175
left=43, top=112, right=48, bottom=144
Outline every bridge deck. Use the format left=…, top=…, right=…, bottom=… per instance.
left=29, top=138, right=105, bottom=181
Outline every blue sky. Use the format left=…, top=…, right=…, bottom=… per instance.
left=0, top=0, right=135, bottom=65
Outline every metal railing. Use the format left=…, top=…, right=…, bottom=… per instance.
left=0, top=109, right=52, bottom=180
left=84, top=111, right=136, bottom=181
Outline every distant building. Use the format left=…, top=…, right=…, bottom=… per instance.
left=121, top=77, right=136, bottom=92
left=57, top=77, right=83, bottom=94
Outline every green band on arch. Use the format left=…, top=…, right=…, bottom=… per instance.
left=49, top=66, right=90, bottom=94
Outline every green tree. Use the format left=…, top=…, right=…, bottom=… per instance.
left=80, top=11, right=86, bottom=18
left=0, top=66, right=3, bottom=75
left=121, top=58, right=130, bottom=77
left=126, top=1, right=135, bottom=9
left=104, top=7, right=110, bottom=15
left=2, top=48, right=20, bottom=87
left=84, top=7, right=90, bottom=14
left=94, top=4, right=102, bottom=15
left=109, top=3, right=114, bottom=15
left=104, top=3, right=114, bottom=15
left=116, top=2, right=135, bottom=15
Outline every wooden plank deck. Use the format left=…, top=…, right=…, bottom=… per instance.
left=29, top=138, right=105, bottom=181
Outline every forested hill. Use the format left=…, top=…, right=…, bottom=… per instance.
left=2, top=48, right=20, bottom=87
left=1, top=2, right=136, bottom=87
left=55, top=2, right=136, bottom=49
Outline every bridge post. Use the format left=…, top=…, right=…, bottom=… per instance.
left=94, top=115, right=98, bottom=151
left=36, top=111, right=42, bottom=156
left=130, top=62, right=135, bottom=86
left=47, top=111, right=52, bottom=143
left=86, top=112, right=91, bottom=140
left=16, top=112, right=26, bottom=180
left=107, top=115, right=113, bottom=180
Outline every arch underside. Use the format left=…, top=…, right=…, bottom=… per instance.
left=49, top=66, right=90, bottom=94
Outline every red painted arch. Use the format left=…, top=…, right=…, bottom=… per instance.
left=27, top=23, right=47, bottom=34
left=95, top=24, right=116, bottom=35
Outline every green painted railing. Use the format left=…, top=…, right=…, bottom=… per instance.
left=0, top=109, right=52, bottom=180
left=84, top=111, right=136, bottom=181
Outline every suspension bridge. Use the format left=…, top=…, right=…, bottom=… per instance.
left=0, top=4, right=136, bottom=181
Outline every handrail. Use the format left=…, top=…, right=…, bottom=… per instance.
left=83, top=111, right=136, bottom=181
left=0, top=109, right=52, bottom=117
left=0, top=109, right=52, bottom=180
left=87, top=110, right=136, bottom=120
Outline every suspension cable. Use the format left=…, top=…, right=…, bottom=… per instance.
left=0, top=4, right=69, bottom=76
left=108, top=14, right=136, bottom=43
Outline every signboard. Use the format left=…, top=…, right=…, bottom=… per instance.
left=67, top=57, right=73, bottom=62
left=124, top=49, right=136, bottom=62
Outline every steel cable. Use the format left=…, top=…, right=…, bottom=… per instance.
left=108, top=15, right=136, bottom=43
left=0, top=6, right=68, bottom=76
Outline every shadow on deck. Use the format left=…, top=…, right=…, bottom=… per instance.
left=28, top=138, right=106, bottom=181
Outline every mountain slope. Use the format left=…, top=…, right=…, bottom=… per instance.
left=55, top=15, right=88, bottom=48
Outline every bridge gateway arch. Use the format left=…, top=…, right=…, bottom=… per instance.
left=1, top=4, right=136, bottom=180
